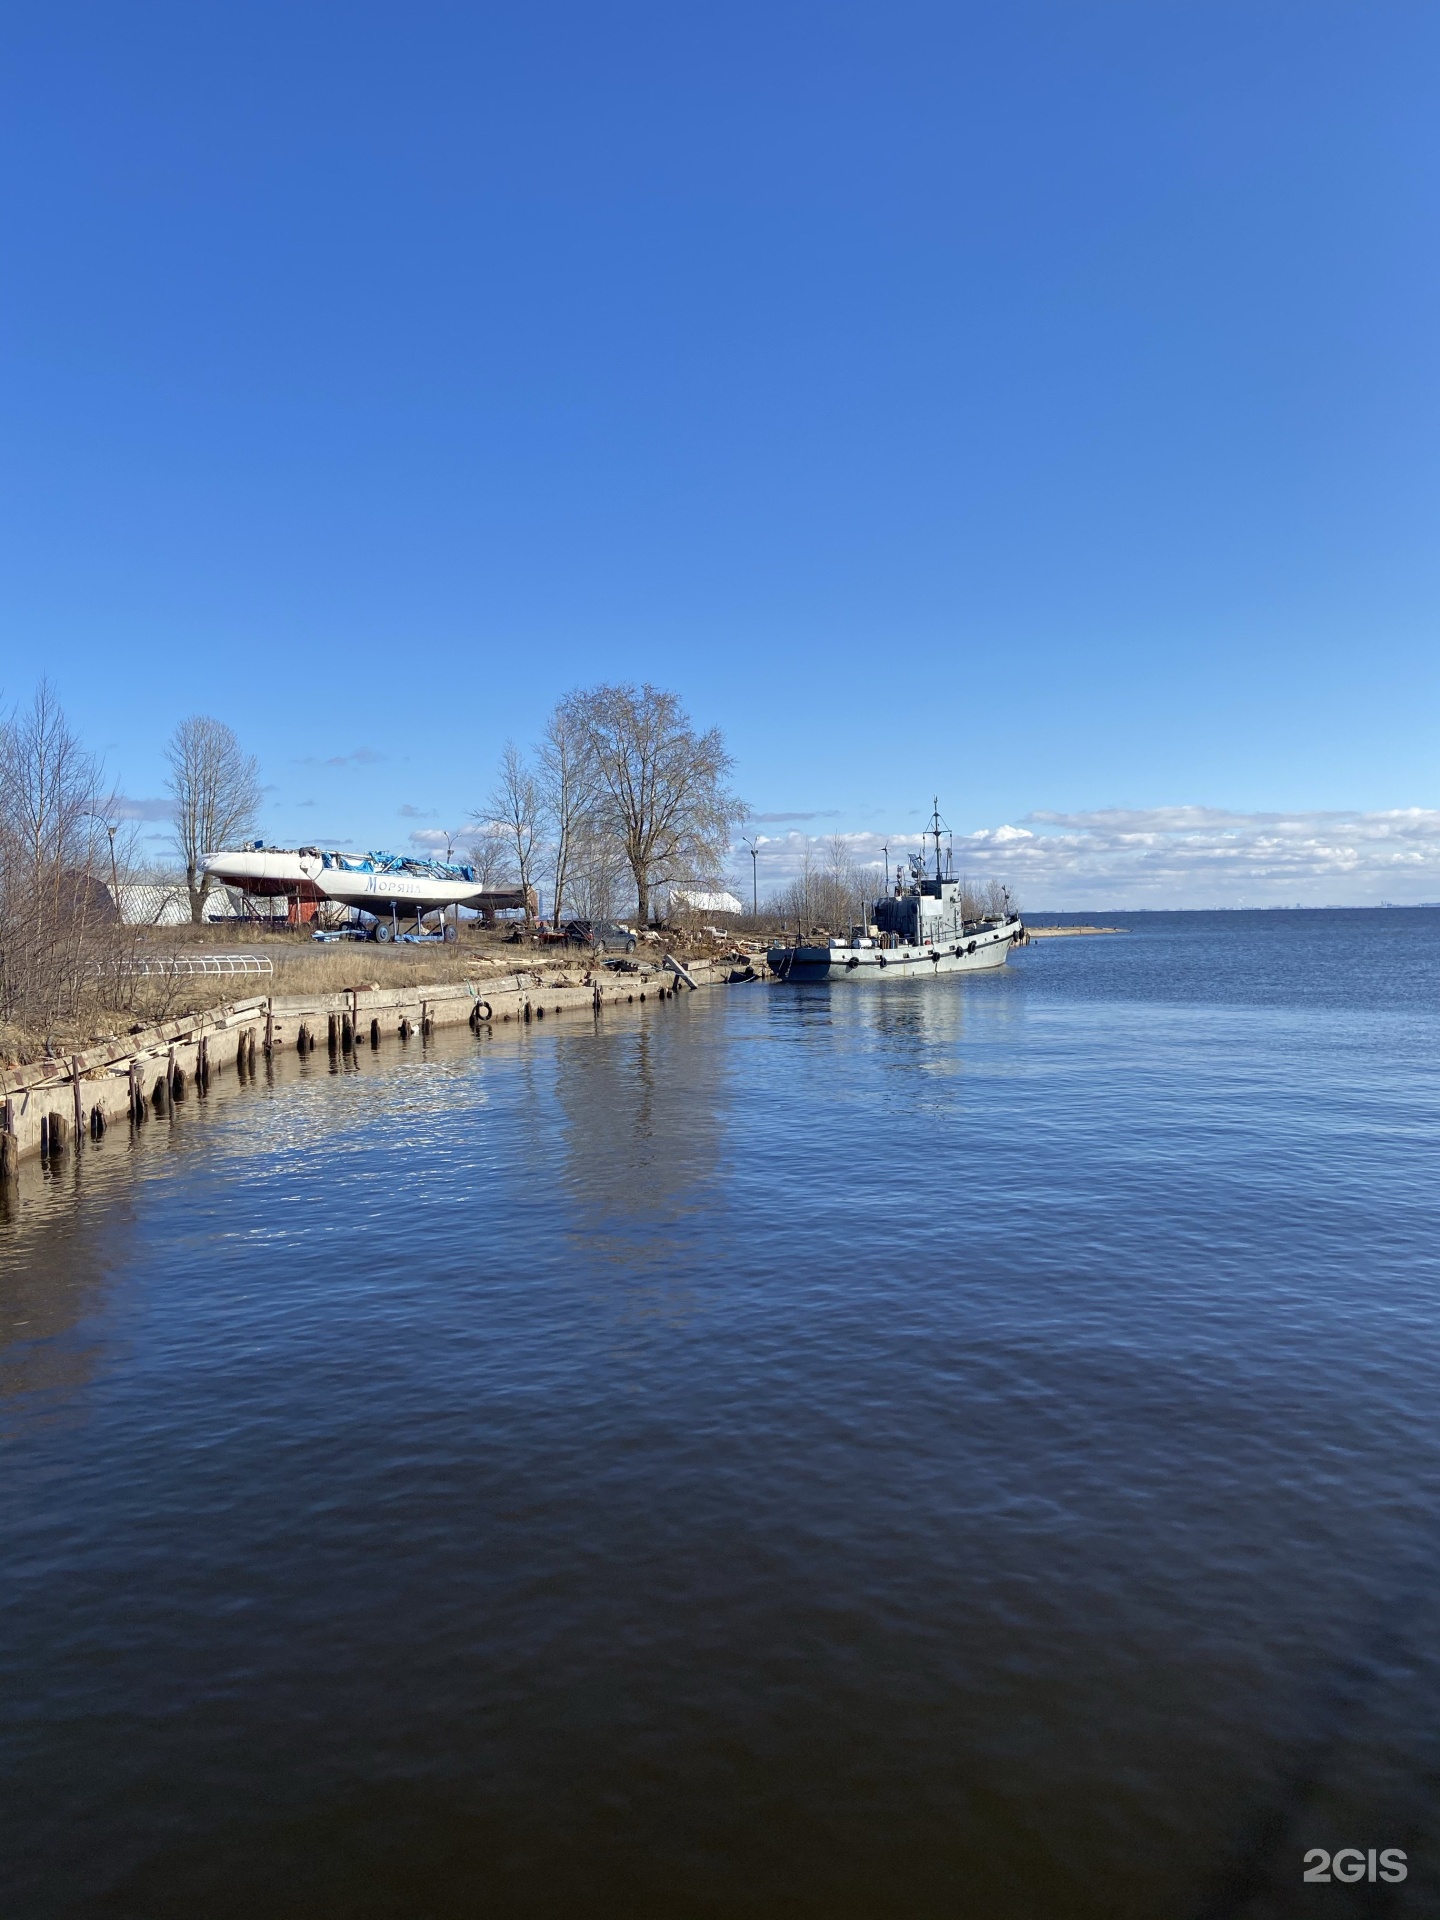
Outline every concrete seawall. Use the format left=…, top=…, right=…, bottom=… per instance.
left=0, top=958, right=736, bottom=1186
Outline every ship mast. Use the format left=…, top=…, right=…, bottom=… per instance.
left=929, top=798, right=948, bottom=881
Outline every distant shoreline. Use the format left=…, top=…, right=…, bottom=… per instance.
left=1025, top=925, right=1126, bottom=937
left=1024, top=904, right=1440, bottom=919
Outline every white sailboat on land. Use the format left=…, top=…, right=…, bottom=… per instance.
left=203, top=845, right=534, bottom=936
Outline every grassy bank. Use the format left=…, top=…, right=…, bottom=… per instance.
left=0, top=922, right=755, bottom=1068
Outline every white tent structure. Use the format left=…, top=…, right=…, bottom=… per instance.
left=112, top=883, right=190, bottom=926
left=109, top=882, right=288, bottom=926
left=668, top=888, right=744, bottom=919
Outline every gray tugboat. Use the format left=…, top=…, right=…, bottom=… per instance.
left=767, top=803, right=1025, bottom=982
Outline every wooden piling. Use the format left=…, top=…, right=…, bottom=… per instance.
left=0, top=960, right=726, bottom=1189
left=1, top=1097, right=16, bottom=1184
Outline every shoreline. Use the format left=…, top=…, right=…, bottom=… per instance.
left=1, top=926, right=1118, bottom=1190
left=0, top=954, right=737, bottom=1186
left=1024, top=924, right=1127, bottom=937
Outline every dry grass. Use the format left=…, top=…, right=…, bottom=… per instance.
left=0, top=931, right=514, bottom=1064
left=0, top=924, right=759, bottom=1066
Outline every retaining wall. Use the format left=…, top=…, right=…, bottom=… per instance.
left=0, top=958, right=734, bottom=1186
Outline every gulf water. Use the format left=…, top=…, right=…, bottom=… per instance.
left=3, top=912, right=1439, bottom=1917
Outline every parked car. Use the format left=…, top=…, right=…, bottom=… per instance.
left=564, top=919, right=637, bottom=953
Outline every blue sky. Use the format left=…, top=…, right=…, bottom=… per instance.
left=3, top=2, right=1437, bottom=903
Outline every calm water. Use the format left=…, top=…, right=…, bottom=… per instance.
left=4, top=911, right=1440, bottom=1918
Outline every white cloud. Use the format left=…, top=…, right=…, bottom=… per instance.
left=111, top=793, right=172, bottom=822
left=295, top=746, right=384, bottom=769
left=745, top=809, right=842, bottom=823
left=737, top=810, right=1440, bottom=908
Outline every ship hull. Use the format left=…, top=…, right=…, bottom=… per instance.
left=768, top=919, right=1022, bottom=981
left=315, top=870, right=486, bottom=915
left=200, top=849, right=326, bottom=901
left=204, top=849, right=533, bottom=921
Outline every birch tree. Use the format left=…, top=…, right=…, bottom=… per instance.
left=467, top=825, right=515, bottom=892
left=483, top=742, right=540, bottom=922
left=166, top=716, right=261, bottom=922
left=536, top=702, right=598, bottom=928
left=0, top=681, right=110, bottom=1033
left=566, top=811, right=628, bottom=921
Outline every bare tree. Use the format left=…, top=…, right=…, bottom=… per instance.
left=0, top=681, right=111, bottom=1039
left=467, top=824, right=516, bottom=893
left=566, top=811, right=628, bottom=921
left=823, top=834, right=872, bottom=931
left=767, top=836, right=877, bottom=934
left=536, top=702, right=598, bottom=928
left=166, top=716, right=261, bottom=923
left=769, top=839, right=818, bottom=930
left=561, top=683, right=743, bottom=925
left=483, top=742, right=540, bottom=924
left=982, top=878, right=1017, bottom=920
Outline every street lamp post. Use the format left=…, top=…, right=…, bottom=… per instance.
left=742, top=837, right=759, bottom=916
left=106, top=824, right=120, bottom=916
left=441, top=831, right=459, bottom=934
